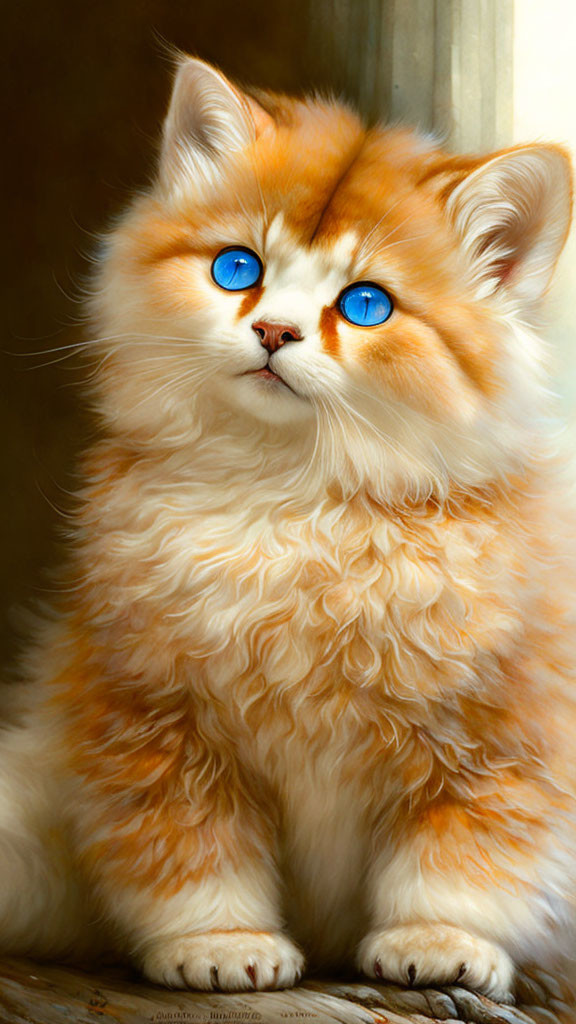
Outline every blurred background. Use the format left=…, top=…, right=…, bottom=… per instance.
left=1, top=0, right=575, bottom=670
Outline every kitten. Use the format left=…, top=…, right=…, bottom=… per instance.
left=0, top=56, right=574, bottom=1002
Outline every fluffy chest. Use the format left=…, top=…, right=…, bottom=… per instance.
left=91, top=487, right=524, bottom=704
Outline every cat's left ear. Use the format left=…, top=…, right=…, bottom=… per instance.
left=427, top=144, right=573, bottom=309
left=158, top=56, right=274, bottom=193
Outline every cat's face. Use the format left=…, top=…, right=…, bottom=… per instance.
left=93, top=59, right=572, bottom=499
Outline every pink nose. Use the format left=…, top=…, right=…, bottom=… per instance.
left=252, top=320, right=303, bottom=354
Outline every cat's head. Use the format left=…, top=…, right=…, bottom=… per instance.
left=92, top=56, right=572, bottom=501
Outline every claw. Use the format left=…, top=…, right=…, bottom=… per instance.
left=407, top=963, right=417, bottom=986
left=246, top=963, right=257, bottom=987
left=374, top=957, right=383, bottom=979
left=210, top=964, right=220, bottom=991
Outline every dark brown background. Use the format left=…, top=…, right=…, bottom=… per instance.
left=1, top=0, right=343, bottom=671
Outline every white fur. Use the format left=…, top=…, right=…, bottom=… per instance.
left=0, top=707, right=95, bottom=958
left=140, top=930, right=304, bottom=991
left=366, top=830, right=575, bottom=967
left=357, top=925, right=515, bottom=1002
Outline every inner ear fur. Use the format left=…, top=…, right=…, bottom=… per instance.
left=159, top=55, right=275, bottom=192
left=420, top=144, right=573, bottom=307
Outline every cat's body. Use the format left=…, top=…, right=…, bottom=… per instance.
left=1, top=58, right=575, bottom=1000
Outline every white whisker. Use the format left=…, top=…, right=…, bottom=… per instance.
left=355, top=196, right=409, bottom=262
left=125, top=364, right=217, bottom=416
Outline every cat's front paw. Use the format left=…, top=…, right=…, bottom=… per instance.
left=357, top=923, right=514, bottom=1003
left=139, top=929, right=305, bottom=991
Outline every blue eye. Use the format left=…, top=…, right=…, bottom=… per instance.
left=338, top=282, right=393, bottom=326
left=211, top=247, right=262, bottom=291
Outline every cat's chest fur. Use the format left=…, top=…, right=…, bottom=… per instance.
left=92, top=465, right=523, bottom=719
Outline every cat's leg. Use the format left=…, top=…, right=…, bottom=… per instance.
left=69, top=690, right=303, bottom=991
left=131, top=854, right=304, bottom=991
left=358, top=788, right=571, bottom=1001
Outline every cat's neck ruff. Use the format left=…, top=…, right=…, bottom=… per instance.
left=100, top=376, right=545, bottom=516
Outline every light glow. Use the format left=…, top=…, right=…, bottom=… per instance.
left=514, top=0, right=576, bottom=414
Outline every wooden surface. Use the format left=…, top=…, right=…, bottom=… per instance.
left=0, top=959, right=573, bottom=1024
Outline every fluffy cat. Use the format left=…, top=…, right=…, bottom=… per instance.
left=0, top=56, right=575, bottom=1002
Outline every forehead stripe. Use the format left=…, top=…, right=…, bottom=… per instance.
left=307, top=136, right=367, bottom=244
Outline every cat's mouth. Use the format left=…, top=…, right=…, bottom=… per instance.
left=251, top=367, right=284, bottom=384
left=243, top=365, right=298, bottom=395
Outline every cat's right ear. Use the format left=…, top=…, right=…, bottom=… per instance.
left=158, top=57, right=274, bottom=193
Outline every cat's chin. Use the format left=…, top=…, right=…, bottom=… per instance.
left=216, top=372, right=315, bottom=426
